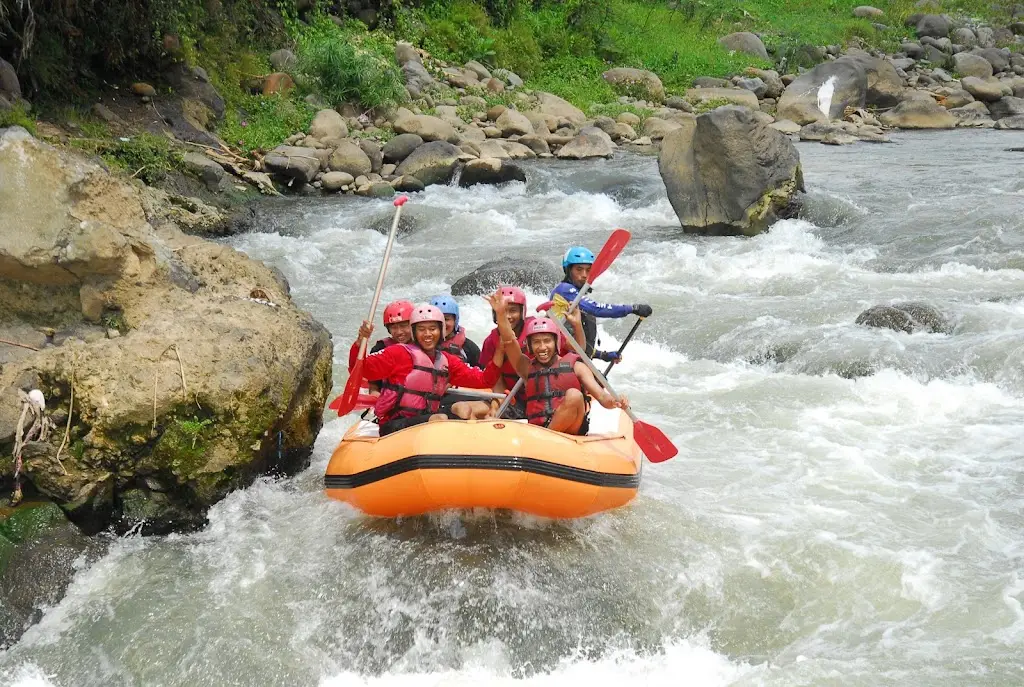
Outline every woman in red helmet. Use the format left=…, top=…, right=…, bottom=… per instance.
left=347, top=300, right=415, bottom=372
left=479, top=285, right=586, bottom=419
left=352, top=304, right=501, bottom=436
left=486, top=290, right=628, bottom=435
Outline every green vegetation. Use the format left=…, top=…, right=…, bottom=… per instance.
left=0, top=104, right=36, bottom=135
left=70, top=133, right=182, bottom=185
left=692, top=97, right=732, bottom=114
left=220, top=94, right=315, bottom=153
left=176, top=416, right=214, bottom=449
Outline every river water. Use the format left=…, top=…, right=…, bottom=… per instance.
left=3, top=130, right=1024, bottom=686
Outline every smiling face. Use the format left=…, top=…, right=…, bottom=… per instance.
left=443, top=314, right=457, bottom=338
left=413, top=322, right=442, bottom=352
left=506, top=304, right=524, bottom=331
left=386, top=321, right=413, bottom=344
left=529, top=332, right=558, bottom=365
left=568, top=263, right=591, bottom=288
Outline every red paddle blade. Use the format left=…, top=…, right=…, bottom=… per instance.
left=333, top=360, right=365, bottom=416
left=633, top=420, right=678, bottom=463
left=590, top=228, right=631, bottom=281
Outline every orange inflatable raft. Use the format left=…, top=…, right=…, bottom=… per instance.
left=324, top=404, right=642, bottom=518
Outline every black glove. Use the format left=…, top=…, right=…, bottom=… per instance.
left=632, top=304, right=653, bottom=318
left=596, top=350, right=620, bottom=363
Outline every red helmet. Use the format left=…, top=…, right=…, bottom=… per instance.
left=383, top=300, right=414, bottom=325
left=497, top=285, right=527, bottom=307
left=522, top=316, right=559, bottom=340
left=410, top=303, right=445, bottom=326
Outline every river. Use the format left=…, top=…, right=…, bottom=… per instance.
left=3, top=130, right=1024, bottom=686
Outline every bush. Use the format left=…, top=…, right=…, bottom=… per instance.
left=0, top=104, right=37, bottom=135
left=218, top=94, right=315, bottom=154
left=295, top=16, right=407, bottom=110
left=70, top=133, right=181, bottom=185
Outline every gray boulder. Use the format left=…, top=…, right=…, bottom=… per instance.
left=658, top=106, right=804, bottom=236
left=973, top=47, right=1010, bottom=73
left=951, top=27, right=978, bottom=47
left=327, top=140, right=373, bottom=177
left=493, top=68, right=524, bottom=89
left=602, top=68, right=666, bottom=102
left=988, top=96, right=1024, bottom=119
left=458, top=158, right=527, bottom=187
left=736, top=77, right=768, bottom=98
left=395, top=42, right=420, bottom=67
left=995, top=115, right=1024, bottom=129
left=394, top=140, right=461, bottom=186
left=393, top=113, right=459, bottom=143
left=382, top=133, right=424, bottom=163
left=269, top=49, right=297, bottom=72
left=953, top=53, right=994, bottom=79
left=746, top=68, right=785, bottom=99
left=855, top=303, right=953, bottom=334
left=948, top=101, right=996, bottom=127
left=451, top=257, right=562, bottom=297
left=165, top=63, right=225, bottom=120
left=309, top=109, right=348, bottom=140
left=879, top=99, right=956, bottom=128
left=181, top=152, right=229, bottom=192
left=265, top=146, right=321, bottom=183
left=666, top=95, right=694, bottom=111
left=555, top=127, right=615, bottom=159
left=359, top=139, right=384, bottom=173
left=915, top=14, right=951, bottom=39
left=777, top=58, right=868, bottom=124
left=961, top=76, right=1006, bottom=102
left=402, top=61, right=434, bottom=98
left=853, top=5, right=884, bottom=17
left=718, top=32, right=769, bottom=60
left=0, top=58, right=21, bottom=99
left=321, top=171, right=354, bottom=191
left=941, top=89, right=975, bottom=108
left=495, top=109, right=533, bottom=136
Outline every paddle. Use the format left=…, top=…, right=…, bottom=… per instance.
left=329, top=196, right=409, bottom=416
left=542, top=312, right=678, bottom=463
left=603, top=316, right=644, bottom=377
left=494, top=228, right=631, bottom=419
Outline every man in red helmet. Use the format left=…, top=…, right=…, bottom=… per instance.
left=486, top=291, right=628, bottom=435
left=478, top=285, right=585, bottom=419
left=352, top=304, right=502, bottom=436
left=347, top=300, right=415, bottom=372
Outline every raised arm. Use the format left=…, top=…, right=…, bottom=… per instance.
left=485, top=290, right=530, bottom=379
left=573, top=360, right=629, bottom=410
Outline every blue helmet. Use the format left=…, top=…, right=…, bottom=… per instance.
left=562, top=246, right=595, bottom=271
left=429, top=295, right=460, bottom=329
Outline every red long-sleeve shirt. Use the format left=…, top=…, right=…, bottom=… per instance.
left=348, top=341, right=501, bottom=421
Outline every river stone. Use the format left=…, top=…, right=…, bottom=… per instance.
left=995, top=115, right=1024, bottom=129
left=0, top=128, right=333, bottom=533
left=902, top=42, right=925, bottom=59
left=718, top=31, right=769, bottom=59
left=476, top=140, right=510, bottom=159
left=942, top=89, right=975, bottom=108
left=464, top=60, right=492, bottom=81
left=493, top=68, right=524, bottom=89
left=265, top=146, right=321, bottom=183
left=536, top=92, right=586, bottom=124
left=915, top=14, right=951, bottom=38
left=181, top=152, right=228, bottom=192
left=458, top=158, right=527, bottom=187
left=853, top=5, right=884, bottom=17
left=658, top=106, right=804, bottom=236
left=321, top=171, right=354, bottom=191
left=961, top=76, right=1005, bottom=102
left=0, top=58, right=20, bottom=99
left=777, top=58, right=868, bottom=124
left=855, top=303, right=953, bottom=334
left=501, top=141, right=537, bottom=160
left=309, top=109, right=348, bottom=140
left=745, top=68, right=785, bottom=99
left=394, top=140, right=460, bottom=186
left=327, top=140, right=372, bottom=177
left=879, top=99, right=956, bottom=128
left=495, top=109, right=533, bottom=137
left=393, top=113, right=459, bottom=143
left=401, top=61, right=434, bottom=98
left=952, top=27, right=978, bottom=47
left=921, top=36, right=953, bottom=54
left=359, top=139, right=383, bottom=173
left=269, top=48, right=297, bottom=72
left=949, top=101, right=996, bottom=127
left=555, top=128, right=615, bottom=159
left=770, top=119, right=802, bottom=134
left=643, top=117, right=683, bottom=139
left=988, top=96, right=1024, bottom=119
left=736, top=77, right=768, bottom=98
left=973, top=47, right=1010, bottom=73
left=391, top=175, right=426, bottom=193
left=451, top=257, right=562, bottom=297
left=664, top=96, right=692, bottom=112
left=602, top=68, right=666, bottom=102
left=685, top=87, right=759, bottom=110
left=382, top=133, right=424, bottom=163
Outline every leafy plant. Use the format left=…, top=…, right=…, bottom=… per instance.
left=219, top=94, right=314, bottom=153
left=0, top=103, right=36, bottom=135
left=176, top=416, right=213, bottom=449
left=692, top=97, right=732, bottom=114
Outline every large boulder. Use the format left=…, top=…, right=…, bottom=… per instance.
left=458, top=158, right=527, bottom=187
left=327, top=140, right=373, bottom=177
left=395, top=41, right=420, bottom=67
left=658, top=106, right=804, bottom=236
left=973, top=47, right=1010, bottom=73
left=717, top=32, right=769, bottom=60
left=393, top=113, right=459, bottom=143
left=264, top=146, right=321, bottom=183
left=269, top=49, right=297, bottom=72
left=843, top=52, right=905, bottom=108
left=948, top=101, right=996, bottom=127
left=0, top=58, right=21, bottom=100
left=915, top=14, right=951, bottom=39
left=995, top=115, right=1024, bottom=129
left=382, top=133, right=424, bottom=163
left=394, top=140, right=460, bottom=186
left=961, top=76, right=1005, bottom=102
left=879, top=99, right=956, bottom=128
left=555, top=127, right=615, bottom=159
left=602, top=68, right=666, bottom=102
left=0, top=128, right=332, bottom=534
left=495, top=109, right=533, bottom=136
left=777, top=58, right=868, bottom=124
left=309, top=109, right=348, bottom=140
left=745, top=68, right=785, bottom=99
left=402, top=61, right=434, bottom=98
left=535, top=92, right=587, bottom=124
left=855, top=303, right=953, bottom=334
left=685, top=87, right=759, bottom=110
left=451, top=257, right=562, bottom=297
left=643, top=116, right=685, bottom=139
left=988, top=96, right=1024, bottom=119
left=953, top=53, right=994, bottom=79
left=165, top=63, right=225, bottom=120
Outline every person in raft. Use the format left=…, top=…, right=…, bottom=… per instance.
left=352, top=304, right=501, bottom=436
left=428, top=295, right=481, bottom=367
left=486, top=290, right=629, bottom=435
left=479, top=285, right=586, bottom=419
left=348, top=299, right=415, bottom=397
left=551, top=246, right=653, bottom=361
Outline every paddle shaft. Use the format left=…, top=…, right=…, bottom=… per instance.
left=603, top=316, right=644, bottom=376
left=493, top=282, right=591, bottom=418
left=355, top=200, right=406, bottom=361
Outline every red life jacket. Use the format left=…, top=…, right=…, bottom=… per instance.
left=374, top=344, right=450, bottom=419
left=524, top=354, right=582, bottom=426
left=440, top=327, right=468, bottom=361
left=484, top=317, right=533, bottom=391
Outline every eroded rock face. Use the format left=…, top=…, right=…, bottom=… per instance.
left=0, top=128, right=333, bottom=534
left=658, top=107, right=804, bottom=237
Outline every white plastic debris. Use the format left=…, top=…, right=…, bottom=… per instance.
left=28, top=389, right=45, bottom=410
